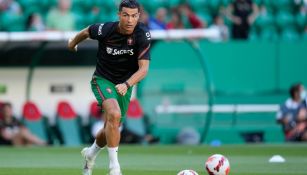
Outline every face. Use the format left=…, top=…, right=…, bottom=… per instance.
left=2, top=105, right=12, bottom=119
left=118, top=7, right=140, bottom=34
left=59, top=0, right=71, bottom=11
left=156, top=8, right=167, bottom=21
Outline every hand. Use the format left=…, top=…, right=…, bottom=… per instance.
left=115, top=83, right=128, bottom=96
left=247, top=16, right=255, bottom=25
left=68, top=38, right=78, bottom=52
left=233, top=16, right=242, bottom=25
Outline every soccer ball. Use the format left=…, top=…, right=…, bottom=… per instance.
left=205, top=154, right=230, bottom=175
left=177, top=169, right=199, bottom=175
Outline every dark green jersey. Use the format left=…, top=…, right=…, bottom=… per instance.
left=89, top=22, right=151, bottom=84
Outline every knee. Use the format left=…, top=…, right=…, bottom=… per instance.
left=106, top=110, right=121, bottom=124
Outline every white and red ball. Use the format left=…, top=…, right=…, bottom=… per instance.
left=205, top=154, right=230, bottom=175
left=177, top=169, right=199, bottom=175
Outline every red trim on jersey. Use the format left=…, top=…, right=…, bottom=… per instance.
left=138, top=44, right=150, bottom=59
left=93, top=77, right=105, bottom=101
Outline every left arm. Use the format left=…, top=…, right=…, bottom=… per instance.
left=248, top=3, right=259, bottom=25
left=115, top=59, right=149, bottom=96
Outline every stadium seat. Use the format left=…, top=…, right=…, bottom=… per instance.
left=72, top=0, right=92, bottom=12
left=0, top=101, right=4, bottom=120
left=139, top=0, right=167, bottom=14
left=259, top=26, right=279, bottom=41
left=94, top=0, right=117, bottom=12
left=211, top=113, right=234, bottom=127
left=56, top=101, right=82, bottom=146
left=280, top=27, right=300, bottom=41
left=167, top=0, right=181, bottom=8
left=18, top=0, right=40, bottom=9
left=97, top=9, right=118, bottom=23
left=205, top=127, right=245, bottom=144
left=262, top=0, right=274, bottom=12
left=0, top=13, right=25, bottom=31
left=235, top=113, right=276, bottom=127
left=197, top=12, right=213, bottom=26
left=251, top=0, right=262, bottom=6
left=296, top=12, right=307, bottom=31
left=221, top=0, right=232, bottom=6
left=275, top=11, right=295, bottom=30
left=89, top=101, right=101, bottom=124
left=22, top=101, right=48, bottom=142
left=272, top=0, right=294, bottom=12
left=235, top=112, right=284, bottom=143
left=188, top=0, right=210, bottom=13
left=72, top=10, right=87, bottom=30
left=125, top=99, right=146, bottom=137
left=208, top=0, right=222, bottom=12
left=255, top=11, right=275, bottom=31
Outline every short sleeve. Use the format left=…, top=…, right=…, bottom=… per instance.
left=137, top=28, right=151, bottom=60
left=89, top=23, right=106, bottom=40
left=276, top=105, right=284, bottom=120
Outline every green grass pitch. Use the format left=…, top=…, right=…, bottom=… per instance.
left=0, top=144, right=307, bottom=175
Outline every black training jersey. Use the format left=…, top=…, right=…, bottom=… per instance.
left=88, top=22, right=151, bottom=84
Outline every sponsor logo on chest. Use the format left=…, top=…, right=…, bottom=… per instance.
left=106, top=47, right=134, bottom=56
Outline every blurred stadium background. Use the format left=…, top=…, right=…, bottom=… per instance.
left=0, top=0, right=307, bottom=174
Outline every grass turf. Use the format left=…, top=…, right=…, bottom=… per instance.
left=0, top=144, right=307, bottom=175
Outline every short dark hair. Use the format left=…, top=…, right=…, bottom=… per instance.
left=289, top=83, right=302, bottom=99
left=2, top=102, right=12, bottom=108
left=119, top=0, right=140, bottom=12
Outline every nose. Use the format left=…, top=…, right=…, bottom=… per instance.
left=127, top=16, right=133, bottom=23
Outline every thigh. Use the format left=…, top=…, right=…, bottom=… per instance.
left=102, top=99, right=121, bottom=114
left=91, top=76, right=118, bottom=107
left=117, top=87, right=133, bottom=121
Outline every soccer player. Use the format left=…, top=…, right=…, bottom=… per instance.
left=67, top=0, right=151, bottom=175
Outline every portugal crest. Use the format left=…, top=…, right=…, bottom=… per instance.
left=106, top=87, right=112, bottom=94
left=127, top=37, right=134, bottom=45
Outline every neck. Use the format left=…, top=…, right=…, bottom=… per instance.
left=293, top=97, right=301, bottom=102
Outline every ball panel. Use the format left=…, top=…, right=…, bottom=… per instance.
left=205, top=154, right=230, bottom=175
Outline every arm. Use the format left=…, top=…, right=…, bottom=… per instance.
left=226, top=4, right=241, bottom=25
left=115, top=59, right=149, bottom=96
left=68, top=27, right=90, bottom=52
left=248, top=3, right=259, bottom=25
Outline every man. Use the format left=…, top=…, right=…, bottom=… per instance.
left=226, top=0, right=258, bottom=39
left=46, top=0, right=75, bottom=31
left=0, top=102, right=46, bottom=146
left=276, top=83, right=306, bottom=141
left=67, top=0, right=150, bottom=175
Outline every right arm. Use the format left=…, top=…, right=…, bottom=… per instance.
left=226, top=4, right=241, bottom=25
left=68, top=27, right=90, bottom=52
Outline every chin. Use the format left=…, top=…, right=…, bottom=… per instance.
left=125, top=28, right=134, bottom=33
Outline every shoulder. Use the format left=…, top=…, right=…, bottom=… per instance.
left=104, top=21, right=118, bottom=29
left=90, top=22, right=117, bottom=31
left=136, top=22, right=150, bottom=32
left=135, top=22, right=151, bottom=41
left=89, top=22, right=118, bottom=40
